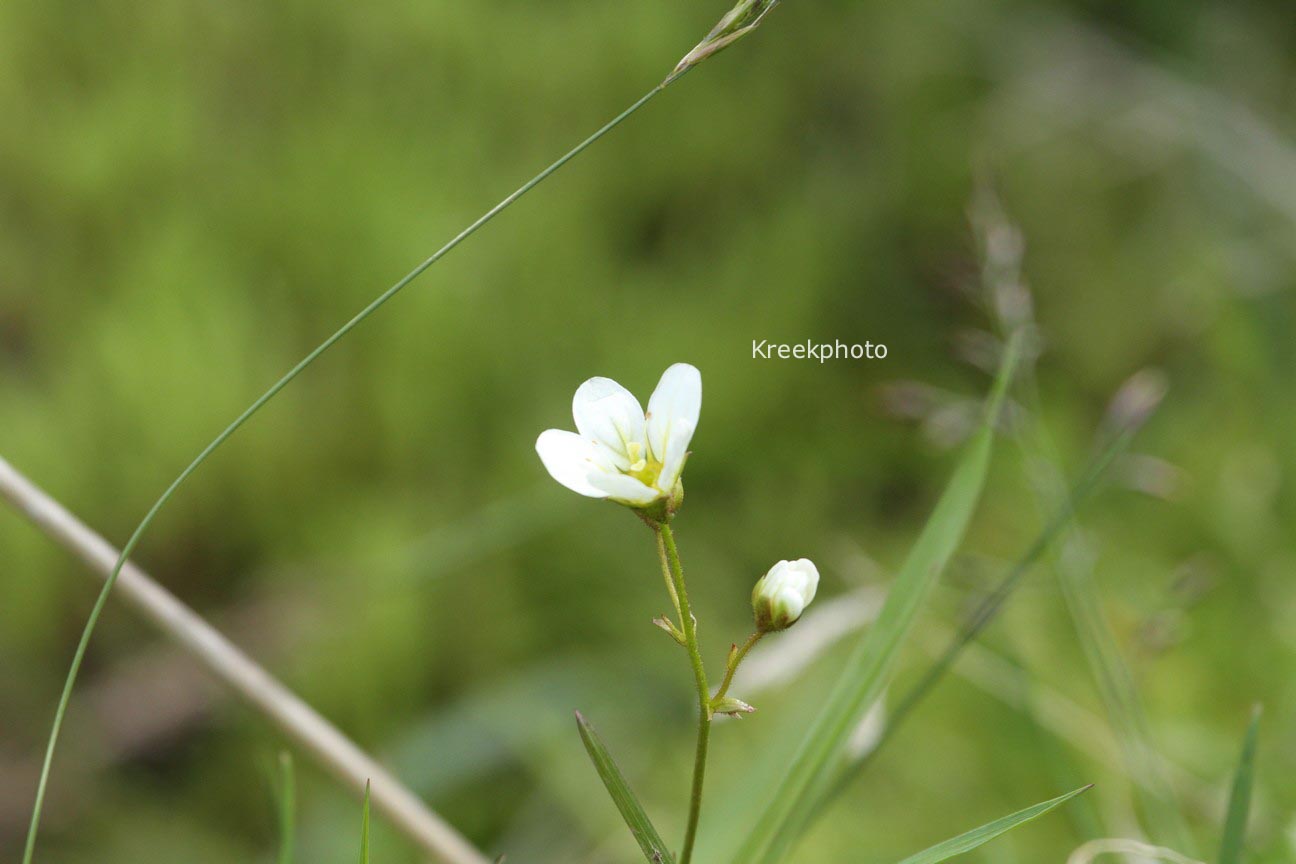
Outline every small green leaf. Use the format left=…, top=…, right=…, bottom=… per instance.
left=894, top=785, right=1092, bottom=864
left=575, top=711, right=676, bottom=864
left=1218, top=706, right=1261, bottom=864
left=360, top=779, right=371, bottom=864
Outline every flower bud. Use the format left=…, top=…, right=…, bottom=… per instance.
left=666, top=0, right=781, bottom=85
left=751, top=558, right=819, bottom=632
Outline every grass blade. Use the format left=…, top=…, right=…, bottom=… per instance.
left=1052, top=529, right=1191, bottom=848
left=1218, top=706, right=1261, bottom=864
left=892, top=785, right=1091, bottom=864
left=734, top=334, right=1022, bottom=864
left=575, top=711, right=676, bottom=864
left=274, top=751, right=296, bottom=864
left=1017, top=375, right=1193, bottom=852
left=361, top=779, right=372, bottom=864
left=970, top=186, right=1189, bottom=849
left=836, top=426, right=1136, bottom=787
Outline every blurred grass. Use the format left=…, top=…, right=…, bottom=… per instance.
left=1218, top=707, right=1261, bottom=864
left=360, top=780, right=371, bottom=864
left=1, top=0, right=1295, bottom=862
left=893, top=785, right=1090, bottom=864
left=271, top=752, right=295, bottom=864
left=736, top=333, right=1017, bottom=864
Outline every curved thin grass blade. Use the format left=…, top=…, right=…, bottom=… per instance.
left=20, top=76, right=668, bottom=864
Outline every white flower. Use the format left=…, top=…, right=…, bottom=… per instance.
left=536, top=363, right=701, bottom=510
left=752, top=559, right=819, bottom=631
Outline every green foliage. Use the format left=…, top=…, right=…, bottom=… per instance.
left=17, top=46, right=665, bottom=864
left=1, top=0, right=1292, bottom=862
left=1218, top=707, right=1261, bottom=864
left=1017, top=380, right=1195, bottom=851
left=360, top=781, right=372, bottom=864
left=575, top=712, right=676, bottom=864
left=842, top=425, right=1138, bottom=782
left=273, top=752, right=296, bottom=864
left=735, top=337, right=1020, bottom=864
left=892, top=786, right=1091, bottom=864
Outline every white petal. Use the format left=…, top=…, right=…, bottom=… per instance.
left=572, top=377, right=646, bottom=468
left=761, top=559, right=820, bottom=606
left=587, top=472, right=662, bottom=506
left=775, top=559, right=819, bottom=604
left=657, top=418, right=694, bottom=491
left=536, top=430, right=614, bottom=498
left=791, top=559, right=820, bottom=605
left=646, top=364, right=701, bottom=463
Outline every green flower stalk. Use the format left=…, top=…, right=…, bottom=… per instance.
left=666, top=0, right=782, bottom=85
left=538, top=365, right=824, bottom=864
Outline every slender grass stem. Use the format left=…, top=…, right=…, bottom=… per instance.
left=657, top=523, right=710, bottom=864
left=22, top=82, right=667, bottom=864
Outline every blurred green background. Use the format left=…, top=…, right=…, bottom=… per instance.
left=2, top=0, right=1294, bottom=861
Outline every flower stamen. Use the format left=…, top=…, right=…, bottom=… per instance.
left=627, top=441, right=649, bottom=474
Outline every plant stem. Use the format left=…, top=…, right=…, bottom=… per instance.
left=657, top=522, right=710, bottom=864
left=22, top=82, right=667, bottom=864
left=0, top=454, right=488, bottom=864
left=712, top=631, right=763, bottom=704
left=655, top=529, right=684, bottom=622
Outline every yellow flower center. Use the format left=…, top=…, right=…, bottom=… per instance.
left=625, top=441, right=662, bottom=488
